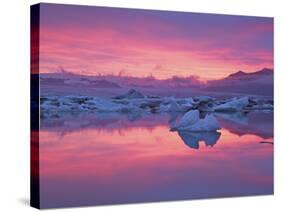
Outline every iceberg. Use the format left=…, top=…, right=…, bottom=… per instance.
left=40, top=94, right=272, bottom=120
left=174, top=110, right=221, bottom=132
left=193, top=96, right=215, bottom=112
left=93, top=98, right=141, bottom=112
left=166, top=99, right=182, bottom=112
left=213, top=97, right=249, bottom=112
left=139, top=99, right=162, bottom=111
left=177, top=110, right=200, bottom=128
left=214, top=112, right=248, bottom=125
left=184, top=114, right=221, bottom=131
left=160, top=98, right=193, bottom=112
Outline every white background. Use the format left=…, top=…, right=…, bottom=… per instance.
left=0, top=0, right=280, bottom=211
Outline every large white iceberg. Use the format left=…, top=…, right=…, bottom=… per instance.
left=213, top=97, right=249, bottom=112
left=175, top=110, right=221, bottom=132
left=185, top=114, right=221, bottom=131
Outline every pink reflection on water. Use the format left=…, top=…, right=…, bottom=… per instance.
left=39, top=124, right=273, bottom=208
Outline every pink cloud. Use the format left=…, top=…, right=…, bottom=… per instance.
left=38, top=14, right=273, bottom=80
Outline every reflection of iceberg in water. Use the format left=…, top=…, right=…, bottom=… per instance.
left=176, top=130, right=221, bottom=149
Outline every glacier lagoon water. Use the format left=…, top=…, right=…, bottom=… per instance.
left=37, top=111, right=273, bottom=208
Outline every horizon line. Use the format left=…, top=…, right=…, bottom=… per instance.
left=36, top=67, right=274, bottom=82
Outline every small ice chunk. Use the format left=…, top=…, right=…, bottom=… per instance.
left=194, top=96, right=215, bottom=103
left=160, top=98, right=182, bottom=112
left=167, top=99, right=181, bottom=111
left=161, top=98, right=193, bottom=112
left=114, top=89, right=145, bottom=99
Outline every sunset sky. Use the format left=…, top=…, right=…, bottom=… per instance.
left=38, top=3, right=273, bottom=80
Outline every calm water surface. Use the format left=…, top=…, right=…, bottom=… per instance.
left=38, top=111, right=273, bottom=208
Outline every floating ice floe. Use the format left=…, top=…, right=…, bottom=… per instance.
left=213, top=97, right=249, bottom=112
left=91, top=98, right=142, bottom=112
left=163, top=99, right=182, bottom=112
left=159, top=97, right=194, bottom=112
left=191, top=96, right=215, bottom=112
left=173, top=110, right=221, bottom=132
left=40, top=89, right=273, bottom=119
left=193, top=96, right=215, bottom=103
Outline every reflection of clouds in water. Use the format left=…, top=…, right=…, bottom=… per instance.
left=41, top=112, right=179, bottom=134
left=177, top=131, right=221, bottom=149
left=39, top=119, right=273, bottom=208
